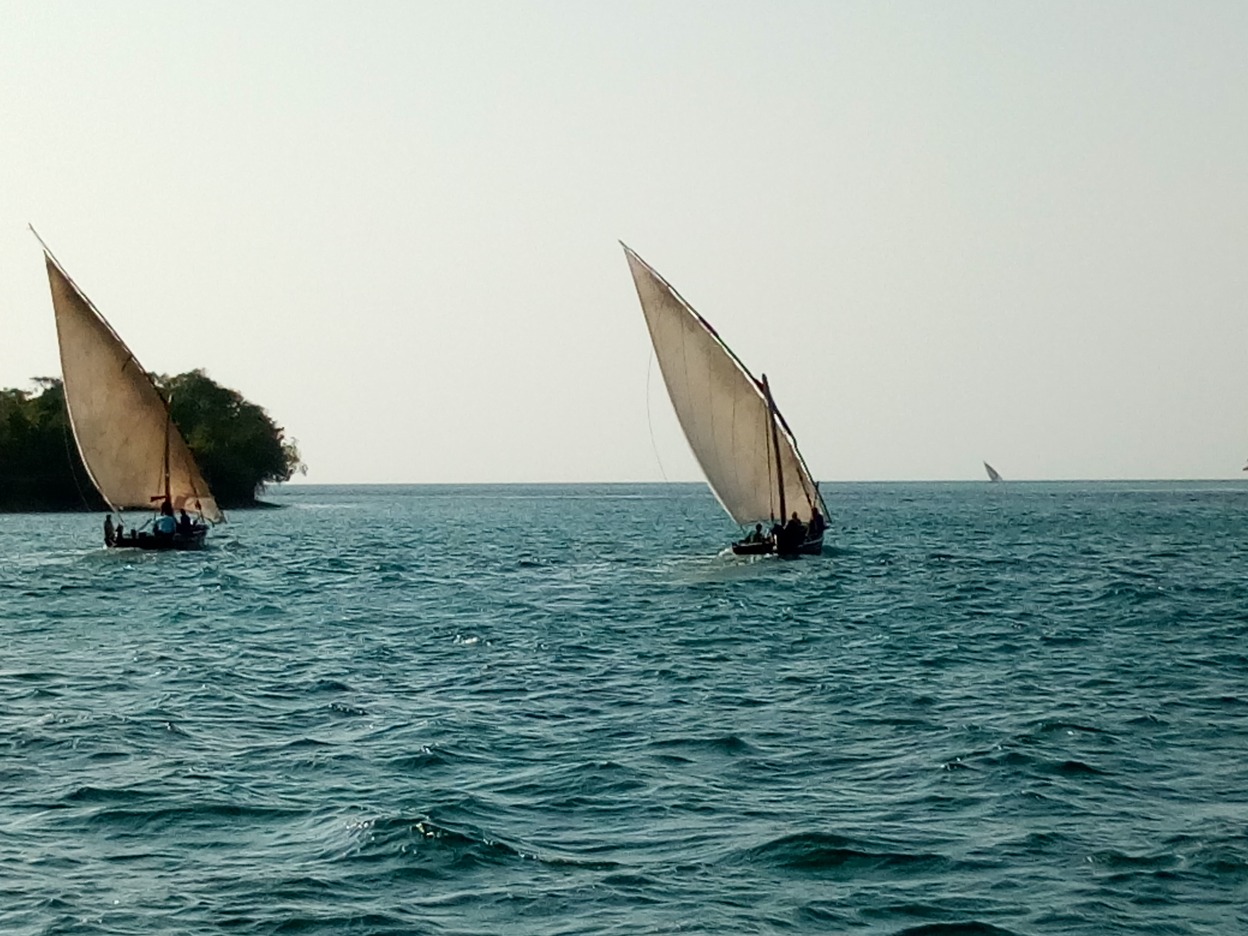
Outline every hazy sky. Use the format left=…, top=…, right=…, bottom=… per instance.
left=2, top=1, right=1246, bottom=483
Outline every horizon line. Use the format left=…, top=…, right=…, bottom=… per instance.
left=270, top=476, right=1248, bottom=487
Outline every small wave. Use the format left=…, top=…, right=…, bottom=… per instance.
left=1094, top=580, right=1168, bottom=605
left=1089, top=849, right=1180, bottom=872
left=1054, top=759, right=1106, bottom=776
left=649, top=734, right=754, bottom=755
left=1202, top=852, right=1248, bottom=879
left=600, top=871, right=661, bottom=889
left=84, top=801, right=301, bottom=832
left=63, top=784, right=157, bottom=805
left=2, top=669, right=64, bottom=684
left=961, top=745, right=1093, bottom=779
left=279, top=736, right=334, bottom=750
left=310, top=678, right=353, bottom=693
left=349, top=815, right=533, bottom=874
left=265, top=911, right=410, bottom=931
left=1035, top=721, right=1111, bottom=736
left=388, top=746, right=451, bottom=771
left=742, top=832, right=949, bottom=876
left=798, top=903, right=855, bottom=925
left=893, top=923, right=1020, bottom=936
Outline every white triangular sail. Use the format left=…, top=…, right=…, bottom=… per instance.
left=43, top=253, right=223, bottom=522
left=624, top=244, right=824, bottom=527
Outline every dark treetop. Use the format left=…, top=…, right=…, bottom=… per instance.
left=0, top=370, right=302, bottom=512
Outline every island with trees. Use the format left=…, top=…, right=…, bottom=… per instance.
left=0, top=370, right=302, bottom=511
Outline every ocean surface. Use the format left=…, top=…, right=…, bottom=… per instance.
left=1, top=481, right=1246, bottom=935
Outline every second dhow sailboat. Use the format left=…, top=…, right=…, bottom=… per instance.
left=623, top=244, right=828, bottom=556
left=36, top=232, right=223, bottom=549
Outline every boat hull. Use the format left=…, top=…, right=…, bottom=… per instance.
left=111, top=528, right=207, bottom=551
left=731, top=532, right=824, bottom=557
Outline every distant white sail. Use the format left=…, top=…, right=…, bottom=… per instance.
left=623, top=244, right=823, bottom=526
left=984, top=461, right=1002, bottom=482
left=44, top=254, right=222, bottom=522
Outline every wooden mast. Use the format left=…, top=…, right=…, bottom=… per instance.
left=761, top=374, right=786, bottom=523
left=162, top=406, right=172, bottom=508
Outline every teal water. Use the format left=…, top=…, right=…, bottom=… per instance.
left=1, top=482, right=1246, bottom=934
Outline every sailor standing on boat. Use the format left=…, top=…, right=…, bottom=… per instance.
left=780, top=512, right=806, bottom=552
left=809, top=506, right=826, bottom=539
left=103, top=514, right=114, bottom=546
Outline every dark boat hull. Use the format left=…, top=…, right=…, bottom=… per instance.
left=731, top=532, right=823, bottom=557
left=111, top=528, right=207, bottom=551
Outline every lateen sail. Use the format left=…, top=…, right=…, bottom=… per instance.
left=44, top=254, right=223, bottom=522
left=624, top=244, right=823, bottom=526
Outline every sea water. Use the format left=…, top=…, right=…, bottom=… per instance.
left=0, top=481, right=1245, bottom=935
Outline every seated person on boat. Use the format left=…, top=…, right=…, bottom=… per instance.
left=154, top=500, right=177, bottom=538
left=732, top=522, right=774, bottom=554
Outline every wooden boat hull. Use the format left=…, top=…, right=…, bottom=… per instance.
left=731, top=539, right=773, bottom=556
left=111, top=528, right=207, bottom=551
left=731, top=532, right=824, bottom=557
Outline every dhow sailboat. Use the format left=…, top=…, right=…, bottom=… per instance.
left=36, top=231, right=222, bottom=549
left=623, top=244, right=827, bottom=556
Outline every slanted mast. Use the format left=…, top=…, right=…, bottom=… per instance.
left=761, top=374, right=787, bottom=522
left=39, top=240, right=222, bottom=522
left=623, top=243, right=825, bottom=527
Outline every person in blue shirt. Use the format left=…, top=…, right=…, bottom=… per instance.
left=154, top=499, right=177, bottom=537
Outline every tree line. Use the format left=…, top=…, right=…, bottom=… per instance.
left=0, top=370, right=302, bottom=511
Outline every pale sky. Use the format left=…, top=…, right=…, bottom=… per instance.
left=2, top=1, right=1246, bottom=483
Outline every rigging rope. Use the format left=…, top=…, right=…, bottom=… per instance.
left=644, top=348, right=700, bottom=533
left=645, top=349, right=669, bottom=483
left=60, top=414, right=96, bottom=513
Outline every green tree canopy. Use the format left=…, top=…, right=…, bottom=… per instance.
left=0, top=371, right=302, bottom=512
left=0, top=379, right=100, bottom=511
